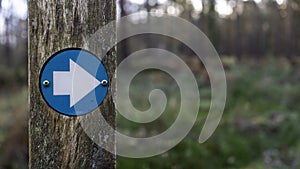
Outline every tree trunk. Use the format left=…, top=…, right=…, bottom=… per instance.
left=286, top=0, right=294, bottom=60
left=5, top=17, right=12, bottom=67
left=28, top=1, right=116, bottom=169
left=235, top=1, right=242, bottom=59
left=117, top=0, right=129, bottom=61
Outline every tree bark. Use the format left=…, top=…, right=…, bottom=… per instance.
left=28, top=1, right=116, bottom=169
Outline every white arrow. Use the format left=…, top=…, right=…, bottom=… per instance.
left=53, top=59, right=100, bottom=107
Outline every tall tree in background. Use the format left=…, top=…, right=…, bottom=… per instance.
left=206, top=0, right=219, bottom=51
left=288, top=0, right=300, bottom=58
left=4, top=15, right=12, bottom=66
left=118, top=0, right=129, bottom=61
left=245, top=1, right=263, bottom=56
left=0, top=0, right=27, bottom=69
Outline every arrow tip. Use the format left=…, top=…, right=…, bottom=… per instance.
left=68, top=59, right=100, bottom=107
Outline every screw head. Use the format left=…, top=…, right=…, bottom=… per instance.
left=43, top=80, right=50, bottom=87
left=100, top=80, right=108, bottom=86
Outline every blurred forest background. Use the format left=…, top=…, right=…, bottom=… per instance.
left=1, top=0, right=300, bottom=168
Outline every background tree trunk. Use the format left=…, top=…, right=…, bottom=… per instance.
left=28, top=1, right=116, bottom=168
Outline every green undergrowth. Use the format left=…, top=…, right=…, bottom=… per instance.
left=117, top=57, right=300, bottom=169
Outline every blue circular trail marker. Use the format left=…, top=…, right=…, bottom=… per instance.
left=39, top=48, right=109, bottom=116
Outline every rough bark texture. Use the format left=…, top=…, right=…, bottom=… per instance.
left=28, top=1, right=116, bottom=168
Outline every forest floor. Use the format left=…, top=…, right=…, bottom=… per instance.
left=118, top=57, right=300, bottom=169
left=1, top=57, right=300, bottom=169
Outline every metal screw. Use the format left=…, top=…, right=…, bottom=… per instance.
left=43, top=80, right=50, bottom=87
left=100, top=80, right=108, bottom=86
